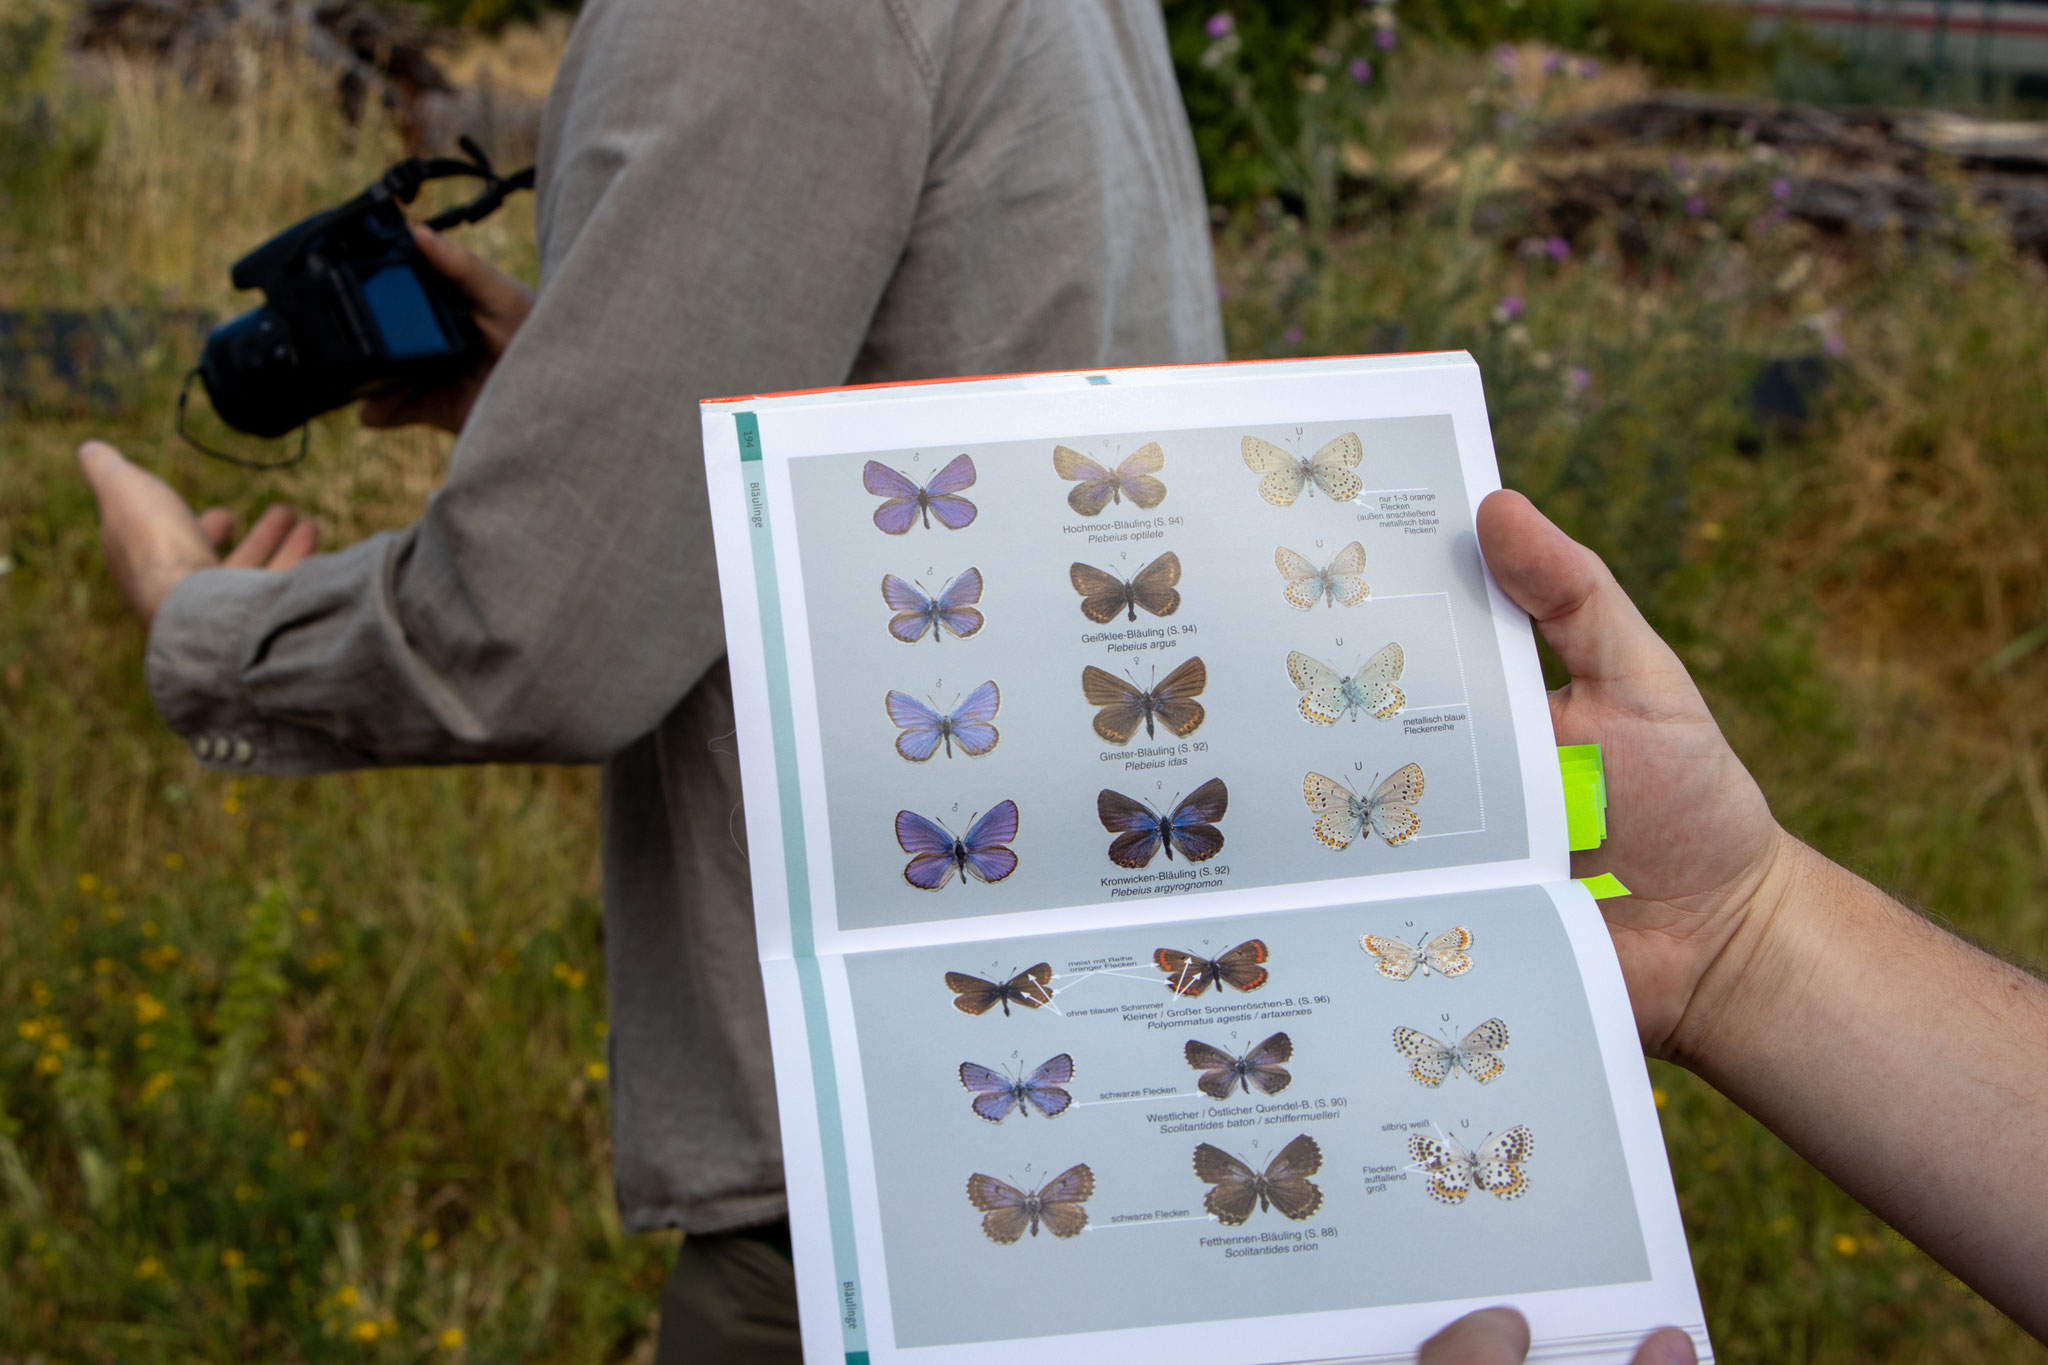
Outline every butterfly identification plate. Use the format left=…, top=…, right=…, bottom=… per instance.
left=703, top=357, right=1710, bottom=1362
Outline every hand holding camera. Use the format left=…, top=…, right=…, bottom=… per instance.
left=357, top=222, right=534, bottom=434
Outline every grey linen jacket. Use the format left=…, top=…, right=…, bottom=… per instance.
left=146, top=0, right=1224, bottom=1234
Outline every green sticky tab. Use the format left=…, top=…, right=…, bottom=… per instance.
left=736, top=410, right=762, bottom=461
left=1578, top=873, right=1631, bottom=899
left=847, top=1355, right=871, bottom=1365
left=1559, top=742, right=1608, bottom=851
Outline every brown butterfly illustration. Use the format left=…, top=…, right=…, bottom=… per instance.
left=1185, top=1032, right=1292, bottom=1100
left=944, top=964, right=1054, bottom=1017
left=1069, top=552, right=1182, bottom=624
left=1080, top=657, right=1206, bottom=745
left=966, top=1163, right=1095, bottom=1242
left=1054, top=442, right=1166, bottom=517
left=1193, top=1134, right=1323, bottom=1225
left=1154, top=939, right=1268, bottom=996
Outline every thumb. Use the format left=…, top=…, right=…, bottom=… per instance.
left=1418, top=1307, right=1530, bottom=1364
left=411, top=224, right=529, bottom=314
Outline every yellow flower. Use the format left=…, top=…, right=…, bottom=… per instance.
left=135, top=993, right=167, bottom=1025
left=220, top=1248, right=244, bottom=1269
left=1651, top=1087, right=1666, bottom=1109
left=336, top=1285, right=360, bottom=1308
left=46, top=1032, right=69, bottom=1052
left=17, top=1019, right=45, bottom=1040
left=348, top=1320, right=381, bottom=1342
left=419, top=1229, right=440, bottom=1249
left=140, top=1070, right=175, bottom=1104
left=298, top=906, right=317, bottom=925
left=585, top=1061, right=607, bottom=1081
left=1832, top=1233, right=1859, bottom=1257
left=288, top=1130, right=308, bottom=1149
left=269, top=1077, right=293, bottom=1096
left=233, top=1183, right=255, bottom=1203
left=124, top=1153, right=144, bottom=1175
left=135, top=1257, right=162, bottom=1279
left=29, top=980, right=51, bottom=1006
left=77, top=873, right=99, bottom=894
left=593, top=1019, right=608, bottom=1039
left=164, top=852, right=184, bottom=871
left=141, top=920, right=158, bottom=938
left=34, top=1053, right=61, bottom=1076
left=93, top=957, right=115, bottom=975
left=222, top=795, right=241, bottom=815
left=438, top=1327, right=465, bottom=1349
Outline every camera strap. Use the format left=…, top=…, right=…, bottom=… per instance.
left=177, top=369, right=311, bottom=468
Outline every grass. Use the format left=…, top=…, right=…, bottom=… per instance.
left=4, top=12, right=2047, bottom=1364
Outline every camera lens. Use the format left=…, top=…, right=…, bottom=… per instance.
left=197, top=305, right=313, bottom=438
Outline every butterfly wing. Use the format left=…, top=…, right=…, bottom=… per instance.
left=1321, top=540, right=1370, bottom=606
left=945, top=680, right=1001, bottom=757
left=1274, top=547, right=1325, bottom=611
left=1241, top=1032, right=1293, bottom=1095
left=1242, top=437, right=1308, bottom=507
left=1307, top=433, right=1364, bottom=502
left=885, top=691, right=947, bottom=761
left=1457, top=1018, right=1510, bottom=1084
left=1408, top=1133, right=1474, bottom=1204
left=1164, top=776, right=1227, bottom=863
left=932, top=568, right=985, bottom=640
left=1033, top=1163, right=1094, bottom=1238
left=881, top=575, right=934, bottom=643
left=1148, top=656, right=1208, bottom=738
left=1287, top=652, right=1348, bottom=725
left=1097, top=789, right=1164, bottom=868
left=863, top=461, right=922, bottom=535
left=1474, top=1127, right=1533, bottom=1198
left=1211, top=939, right=1269, bottom=993
left=959, top=800, right=1019, bottom=884
left=1005, top=963, right=1056, bottom=1012
left=1021, top=1053, right=1075, bottom=1118
left=1192, top=1144, right=1261, bottom=1225
left=1303, top=772, right=1366, bottom=849
left=1361, top=933, right=1422, bottom=980
left=945, top=971, right=1002, bottom=1015
left=924, top=452, right=977, bottom=497
left=966, top=1173, right=1032, bottom=1243
left=1261, top=1134, right=1325, bottom=1220
left=1183, top=1039, right=1242, bottom=1100
left=1153, top=947, right=1214, bottom=997
left=1069, top=562, right=1133, bottom=625
left=1420, top=926, right=1474, bottom=977
left=1081, top=667, right=1146, bottom=746
left=897, top=810, right=959, bottom=890
left=1125, top=551, right=1182, bottom=618
left=958, top=1063, right=1024, bottom=1122
left=1392, top=1026, right=1456, bottom=1087
left=1352, top=640, right=1405, bottom=717
left=1366, top=763, right=1425, bottom=845
left=1053, top=446, right=1119, bottom=518
left=1115, top=443, right=1168, bottom=509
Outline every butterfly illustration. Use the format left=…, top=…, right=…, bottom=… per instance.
left=863, top=454, right=977, bottom=534
left=1287, top=643, right=1405, bottom=723
left=1193, top=1134, right=1324, bottom=1225
left=897, top=802, right=1019, bottom=891
left=959, top=1054, right=1075, bottom=1122
left=1070, top=552, right=1181, bottom=624
left=1080, top=657, right=1206, bottom=745
left=1393, top=1019, right=1509, bottom=1086
left=1408, top=1126, right=1534, bottom=1204
left=966, top=1163, right=1094, bottom=1242
left=1054, top=442, right=1167, bottom=517
left=1303, top=764, right=1424, bottom=848
left=881, top=569, right=984, bottom=644
left=1274, top=542, right=1369, bottom=610
left=1096, top=778, right=1227, bottom=868
left=885, top=681, right=1000, bottom=760
left=1361, top=926, right=1474, bottom=980
left=1154, top=940, right=1268, bottom=996
left=1242, top=432, right=1364, bottom=506
left=944, top=963, right=1054, bottom=1017
left=1185, top=1032, right=1292, bottom=1100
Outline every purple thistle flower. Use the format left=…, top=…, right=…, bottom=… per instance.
left=1823, top=331, right=1846, bottom=358
left=1542, top=50, right=1563, bottom=75
left=1565, top=365, right=1591, bottom=397
left=1544, top=235, right=1570, bottom=262
left=1685, top=195, right=1707, bottom=218
left=1205, top=12, right=1234, bottom=39
left=1349, top=58, right=1373, bottom=84
left=1574, top=57, right=1601, bottom=78
left=1497, top=294, right=1525, bottom=321
left=1375, top=27, right=1396, bottom=51
left=1771, top=177, right=1793, bottom=204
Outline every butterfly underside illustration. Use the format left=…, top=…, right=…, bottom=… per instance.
left=1288, top=643, right=1405, bottom=723
left=1081, top=656, right=1206, bottom=745
left=966, top=1163, right=1094, bottom=1242
left=897, top=802, right=1019, bottom=891
left=1070, top=552, right=1181, bottom=624
left=1054, top=442, right=1167, bottom=517
left=1275, top=542, right=1369, bottom=610
left=1154, top=939, right=1268, bottom=996
left=959, top=1053, right=1075, bottom=1122
left=1185, top=1032, right=1292, bottom=1100
left=944, top=963, right=1055, bottom=1016
left=1303, top=764, right=1424, bottom=848
left=863, top=454, right=978, bottom=534
left=1242, top=433, right=1364, bottom=506
left=881, top=569, right=984, bottom=644
left=1392, top=1018, right=1510, bottom=1086
left=1096, top=778, right=1228, bottom=868
left=885, top=681, right=1000, bottom=760
left=1409, top=1126, right=1534, bottom=1204
left=1193, top=1134, right=1324, bottom=1225
left=1361, top=926, right=1474, bottom=980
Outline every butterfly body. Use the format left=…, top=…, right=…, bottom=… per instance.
left=864, top=454, right=977, bottom=534
left=1408, top=1126, right=1534, bottom=1203
left=1287, top=644, right=1405, bottom=723
left=1080, top=657, right=1206, bottom=745
left=885, top=681, right=1000, bottom=760
left=1274, top=542, right=1369, bottom=610
left=959, top=1054, right=1074, bottom=1122
left=882, top=569, right=985, bottom=645
left=944, top=963, right=1053, bottom=1017
left=966, top=1164, right=1094, bottom=1242
left=1070, top=552, right=1181, bottom=624
left=1361, top=926, right=1473, bottom=980
left=897, top=802, right=1019, bottom=891
left=1054, top=442, right=1167, bottom=517
left=1242, top=433, right=1364, bottom=506
left=1096, top=778, right=1227, bottom=867
left=1185, top=1032, right=1292, bottom=1100
left=1393, top=1018, right=1509, bottom=1086
left=1303, top=764, right=1424, bottom=848
left=1193, top=1134, right=1324, bottom=1224
left=1154, top=939, right=1268, bottom=996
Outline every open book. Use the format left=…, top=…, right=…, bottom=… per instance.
left=702, top=355, right=1711, bottom=1365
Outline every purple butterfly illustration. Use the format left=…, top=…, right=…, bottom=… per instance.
left=885, top=681, right=1000, bottom=760
left=958, top=1053, right=1074, bottom=1122
left=882, top=569, right=985, bottom=644
left=1095, top=777, right=1228, bottom=868
left=864, top=454, right=978, bottom=534
left=896, top=801, right=1020, bottom=890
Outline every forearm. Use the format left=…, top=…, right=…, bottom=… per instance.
left=1676, top=838, right=2048, bottom=1335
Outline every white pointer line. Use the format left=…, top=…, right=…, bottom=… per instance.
left=1072, top=1091, right=1203, bottom=1108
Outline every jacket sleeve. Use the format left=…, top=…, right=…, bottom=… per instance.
left=146, top=0, right=934, bottom=773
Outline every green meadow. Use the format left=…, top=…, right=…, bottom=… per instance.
left=3, top=6, right=2045, bottom=1361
